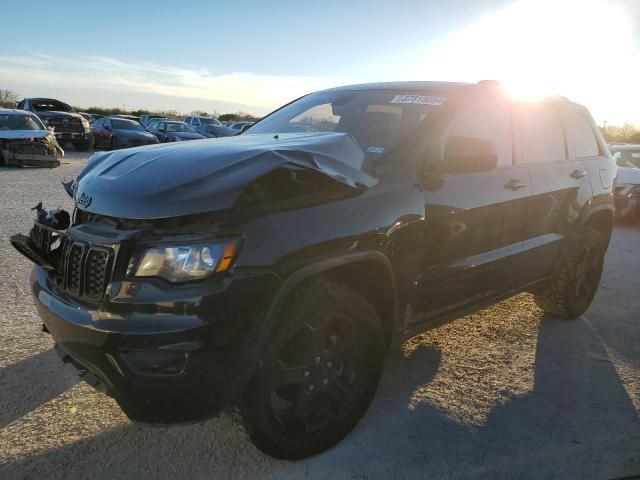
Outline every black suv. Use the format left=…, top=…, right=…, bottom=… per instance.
left=11, top=81, right=616, bottom=459
left=17, top=98, right=93, bottom=151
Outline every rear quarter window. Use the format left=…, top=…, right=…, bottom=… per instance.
left=562, top=111, right=600, bottom=158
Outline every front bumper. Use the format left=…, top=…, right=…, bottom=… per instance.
left=614, top=194, right=639, bottom=218
left=54, top=131, right=92, bottom=143
left=31, top=265, right=281, bottom=423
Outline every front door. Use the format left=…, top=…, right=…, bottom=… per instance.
left=410, top=96, right=531, bottom=323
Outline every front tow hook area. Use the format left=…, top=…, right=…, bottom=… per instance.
left=54, top=345, right=114, bottom=397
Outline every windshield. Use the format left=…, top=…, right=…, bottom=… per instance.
left=164, top=122, right=195, bottom=133
left=112, top=119, right=144, bottom=131
left=247, top=90, right=446, bottom=155
left=31, top=100, right=74, bottom=112
left=199, top=117, right=221, bottom=126
left=612, top=150, right=640, bottom=169
left=0, top=113, right=45, bottom=131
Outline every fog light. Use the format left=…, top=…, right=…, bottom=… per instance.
left=120, top=350, right=190, bottom=376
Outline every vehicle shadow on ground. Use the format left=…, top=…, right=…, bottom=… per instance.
left=0, top=349, right=79, bottom=429
left=3, top=315, right=640, bottom=480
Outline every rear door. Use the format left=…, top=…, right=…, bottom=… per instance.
left=412, top=96, right=531, bottom=321
left=517, top=103, right=593, bottom=281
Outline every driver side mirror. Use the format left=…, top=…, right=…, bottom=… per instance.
left=104, top=125, right=111, bottom=131
left=443, top=136, right=498, bottom=174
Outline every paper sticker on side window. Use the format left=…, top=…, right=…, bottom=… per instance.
left=390, top=95, right=446, bottom=106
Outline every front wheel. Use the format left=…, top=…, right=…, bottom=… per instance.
left=74, top=141, right=92, bottom=152
left=534, top=226, right=607, bottom=318
left=241, top=281, right=385, bottom=459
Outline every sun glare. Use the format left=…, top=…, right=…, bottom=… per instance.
left=420, top=0, right=639, bottom=123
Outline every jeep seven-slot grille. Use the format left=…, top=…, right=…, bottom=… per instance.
left=60, top=238, right=113, bottom=300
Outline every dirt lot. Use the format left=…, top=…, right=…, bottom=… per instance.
left=0, top=152, right=639, bottom=480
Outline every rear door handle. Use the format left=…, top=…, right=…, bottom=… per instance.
left=570, top=169, right=588, bottom=179
left=504, top=179, right=528, bottom=191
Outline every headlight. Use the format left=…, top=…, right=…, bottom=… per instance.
left=81, top=120, right=90, bottom=129
left=133, top=240, right=239, bottom=282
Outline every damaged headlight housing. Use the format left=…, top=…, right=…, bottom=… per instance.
left=133, top=240, right=239, bottom=282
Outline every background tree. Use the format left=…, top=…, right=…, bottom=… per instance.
left=0, top=89, right=19, bottom=108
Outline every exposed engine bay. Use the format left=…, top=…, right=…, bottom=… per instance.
left=0, top=131, right=64, bottom=168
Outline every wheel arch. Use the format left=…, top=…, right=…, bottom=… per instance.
left=264, top=251, right=399, bottom=350
left=579, top=204, right=614, bottom=247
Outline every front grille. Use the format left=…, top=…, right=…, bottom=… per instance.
left=59, top=238, right=113, bottom=300
left=47, top=117, right=84, bottom=133
left=7, top=144, right=49, bottom=155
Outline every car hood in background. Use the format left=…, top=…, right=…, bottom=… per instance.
left=172, top=132, right=206, bottom=140
left=35, top=110, right=84, bottom=120
left=617, top=166, right=640, bottom=186
left=115, top=129, right=157, bottom=140
left=74, top=132, right=376, bottom=219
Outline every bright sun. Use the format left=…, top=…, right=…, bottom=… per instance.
left=418, top=0, right=640, bottom=124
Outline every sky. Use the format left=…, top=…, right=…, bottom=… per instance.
left=1, top=0, right=639, bottom=124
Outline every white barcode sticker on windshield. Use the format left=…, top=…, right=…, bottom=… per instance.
left=390, top=95, right=446, bottom=106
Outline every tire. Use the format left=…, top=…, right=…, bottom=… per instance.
left=74, top=141, right=92, bottom=152
left=534, top=226, right=607, bottom=318
left=241, top=281, right=385, bottom=459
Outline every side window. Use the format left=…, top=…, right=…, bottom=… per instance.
left=193, top=118, right=200, bottom=126
left=184, top=116, right=191, bottom=124
left=104, top=119, right=111, bottom=129
left=17, top=101, right=24, bottom=110
left=562, top=111, right=599, bottom=158
left=444, top=99, right=513, bottom=168
left=518, top=105, right=566, bottom=164
left=93, top=118, right=104, bottom=128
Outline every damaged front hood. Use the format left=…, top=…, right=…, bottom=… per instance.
left=0, top=130, right=50, bottom=140
left=75, top=132, right=376, bottom=219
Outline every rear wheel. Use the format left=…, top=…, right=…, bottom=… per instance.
left=534, top=226, right=607, bottom=318
left=241, top=281, right=385, bottom=459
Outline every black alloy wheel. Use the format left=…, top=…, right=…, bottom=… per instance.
left=241, top=281, right=385, bottom=459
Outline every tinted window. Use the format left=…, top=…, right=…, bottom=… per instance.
left=563, top=111, right=599, bottom=158
left=518, top=105, right=566, bottom=163
left=444, top=99, right=513, bottom=167
left=612, top=150, right=640, bottom=169
left=249, top=89, right=446, bottom=156
left=93, top=118, right=104, bottom=128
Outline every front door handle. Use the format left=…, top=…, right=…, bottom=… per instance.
left=504, top=179, right=528, bottom=191
left=570, top=169, right=588, bottom=179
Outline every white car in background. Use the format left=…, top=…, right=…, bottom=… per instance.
left=611, top=145, right=640, bottom=221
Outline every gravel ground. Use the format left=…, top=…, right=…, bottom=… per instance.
left=0, top=152, right=639, bottom=479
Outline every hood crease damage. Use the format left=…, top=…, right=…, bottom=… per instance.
left=74, top=132, right=377, bottom=219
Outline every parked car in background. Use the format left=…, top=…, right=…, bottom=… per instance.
left=17, top=98, right=93, bottom=151
left=184, top=115, right=222, bottom=130
left=10, top=81, right=616, bottom=460
left=140, top=115, right=167, bottom=127
left=112, top=114, right=141, bottom=123
left=92, top=117, right=159, bottom=150
left=610, top=144, right=640, bottom=221
left=227, top=120, right=254, bottom=131
left=196, top=123, right=237, bottom=138
left=0, top=109, right=64, bottom=167
left=147, top=120, right=205, bottom=142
